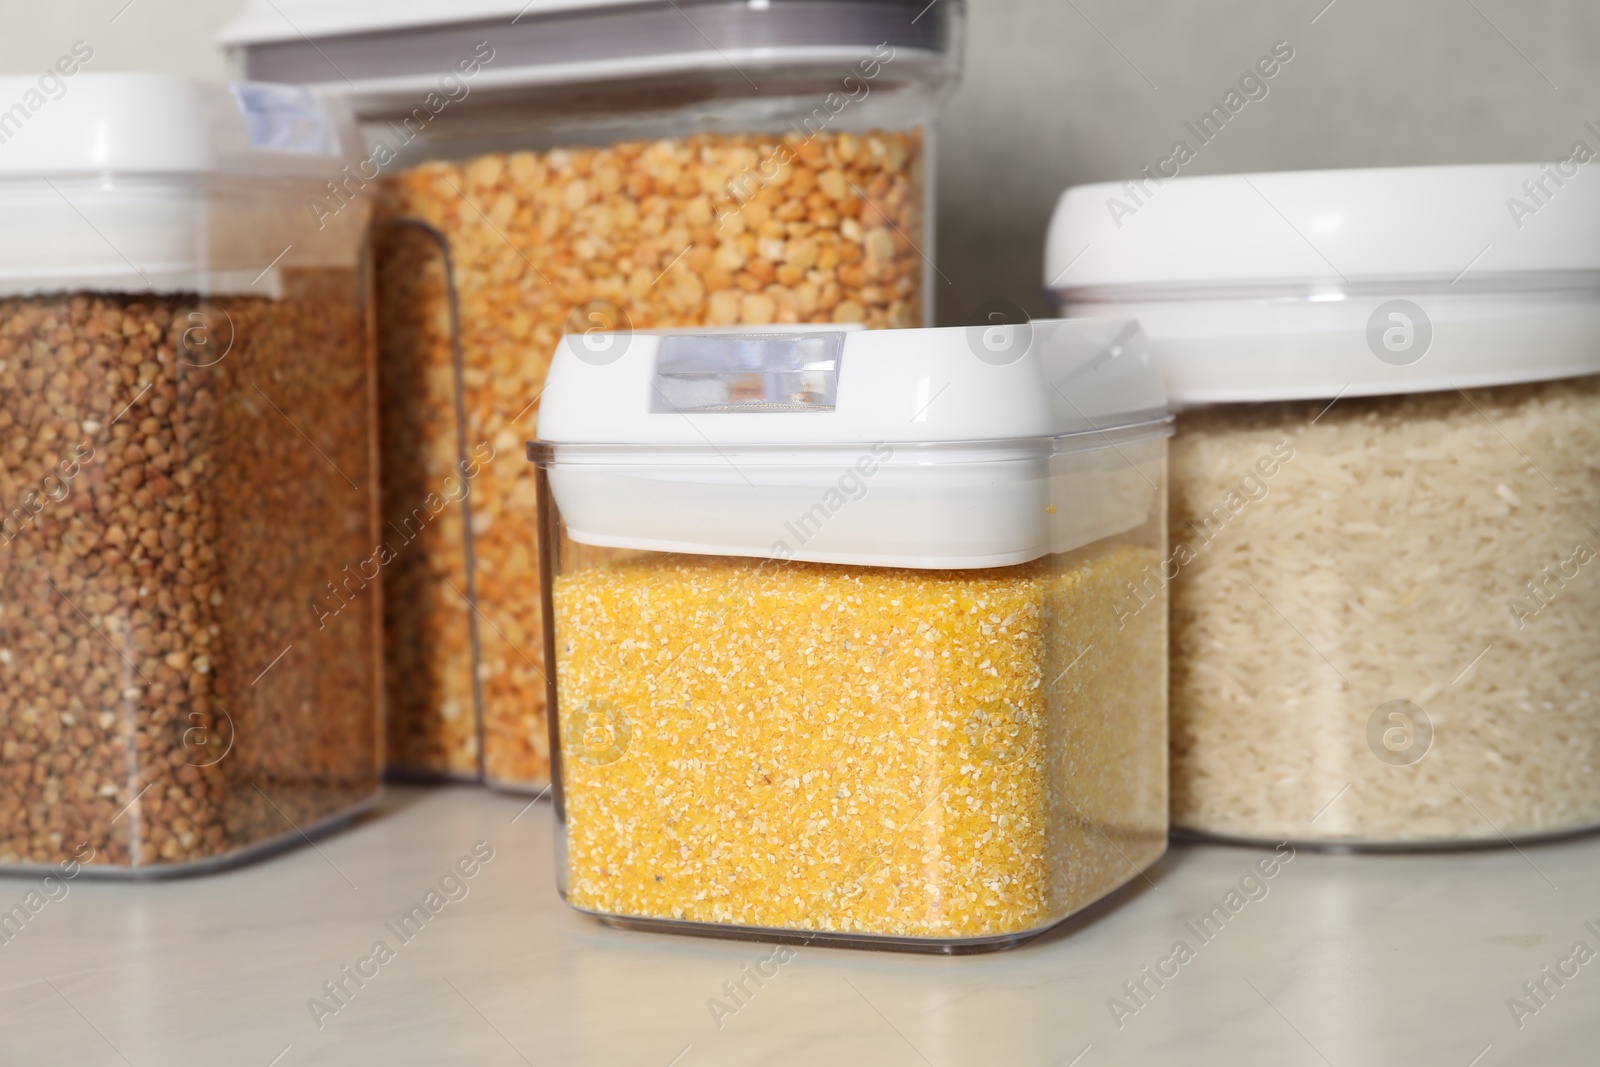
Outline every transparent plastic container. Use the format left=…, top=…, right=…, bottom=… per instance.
left=223, top=0, right=966, bottom=791
left=0, top=75, right=380, bottom=875
left=530, top=321, right=1170, bottom=951
left=1049, top=164, right=1600, bottom=846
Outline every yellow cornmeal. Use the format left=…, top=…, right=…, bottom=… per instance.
left=552, top=542, right=1166, bottom=940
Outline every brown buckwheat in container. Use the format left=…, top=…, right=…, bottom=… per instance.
left=0, top=75, right=380, bottom=874
left=222, top=0, right=967, bottom=790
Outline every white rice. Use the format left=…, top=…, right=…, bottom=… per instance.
left=1169, top=375, right=1600, bottom=843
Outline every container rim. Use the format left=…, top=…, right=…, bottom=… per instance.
left=526, top=415, right=1175, bottom=466
left=0, top=171, right=367, bottom=201
left=1052, top=269, right=1600, bottom=305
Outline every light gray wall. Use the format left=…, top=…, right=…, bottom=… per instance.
left=0, top=0, right=234, bottom=81
left=2, top=0, right=1591, bottom=324
left=934, top=0, right=1600, bottom=321
left=938, top=0, right=1600, bottom=322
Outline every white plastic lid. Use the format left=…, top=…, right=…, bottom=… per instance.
left=0, top=75, right=365, bottom=297
left=1046, top=164, right=1600, bottom=404
left=533, top=320, right=1169, bottom=569
left=218, top=0, right=960, bottom=110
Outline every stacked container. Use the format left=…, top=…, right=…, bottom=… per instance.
left=532, top=320, right=1170, bottom=950
left=0, top=75, right=380, bottom=873
left=220, top=0, right=966, bottom=790
left=1049, top=164, right=1600, bottom=846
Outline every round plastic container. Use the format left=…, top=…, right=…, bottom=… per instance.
left=531, top=320, right=1170, bottom=951
left=220, top=0, right=965, bottom=791
left=0, top=75, right=380, bottom=875
left=1048, top=164, right=1600, bottom=846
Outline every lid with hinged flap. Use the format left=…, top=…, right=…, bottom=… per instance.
left=531, top=320, right=1170, bottom=569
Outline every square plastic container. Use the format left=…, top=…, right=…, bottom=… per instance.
left=1049, top=164, right=1600, bottom=847
left=530, top=320, right=1170, bottom=951
left=0, top=75, right=380, bottom=874
left=221, top=0, right=967, bottom=791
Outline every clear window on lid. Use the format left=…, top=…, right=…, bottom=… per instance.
left=651, top=332, right=844, bottom=413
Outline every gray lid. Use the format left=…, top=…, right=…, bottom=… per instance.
left=219, top=0, right=962, bottom=108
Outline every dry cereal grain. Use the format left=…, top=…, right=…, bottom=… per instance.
left=377, top=128, right=928, bottom=787
left=0, top=273, right=380, bottom=870
left=551, top=543, right=1166, bottom=940
left=1170, top=377, right=1600, bottom=842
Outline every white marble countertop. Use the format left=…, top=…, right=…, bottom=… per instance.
left=1, top=785, right=1596, bottom=1066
